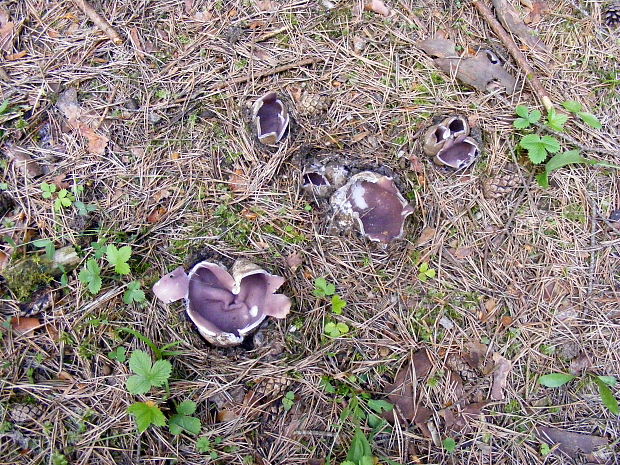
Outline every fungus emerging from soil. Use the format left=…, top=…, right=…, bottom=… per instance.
left=252, top=92, right=289, bottom=145
left=153, top=259, right=291, bottom=346
left=330, top=171, right=414, bottom=243
left=435, top=136, right=480, bottom=170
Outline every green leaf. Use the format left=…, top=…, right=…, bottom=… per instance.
left=536, top=172, right=549, bottom=188
left=513, top=118, right=531, bottom=129
left=520, top=134, right=560, bottom=164
left=562, top=100, right=582, bottom=113
left=528, top=109, right=541, bottom=124
left=0, top=99, right=9, bottom=115
left=176, top=400, right=197, bottom=415
left=545, top=150, right=593, bottom=173
left=108, top=346, right=127, bottom=363
left=367, top=399, right=393, bottom=414
left=593, top=376, right=619, bottom=415
left=597, top=376, right=618, bottom=387
left=359, top=457, right=374, bottom=465
left=538, top=373, right=576, bottom=388
left=127, top=401, right=166, bottom=433
left=126, top=350, right=172, bottom=394
left=196, top=437, right=212, bottom=453
left=347, top=428, right=372, bottom=463
left=331, top=294, right=347, bottom=315
left=106, top=244, right=132, bottom=275
left=577, top=112, right=602, bottom=129
left=546, top=108, right=568, bottom=132
left=169, top=412, right=201, bottom=435
left=443, top=437, right=457, bottom=453
left=33, top=238, right=55, bottom=260
left=123, top=281, right=146, bottom=304
left=515, top=105, right=530, bottom=118
left=540, top=442, right=551, bottom=456
left=314, top=277, right=335, bottom=297
left=336, top=322, right=349, bottom=334
left=78, top=259, right=102, bottom=294
left=282, top=391, right=295, bottom=411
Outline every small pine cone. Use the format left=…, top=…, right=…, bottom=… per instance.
left=604, top=2, right=620, bottom=27
left=446, top=354, right=479, bottom=383
left=482, top=172, right=522, bottom=200
left=298, top=92, right=331, bottom=116
left=253, top=376, right=290, bottom=401
left=9, top=403, right=44, bottom=424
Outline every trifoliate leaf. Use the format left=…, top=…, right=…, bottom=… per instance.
left=515, top=105, right=530, bottom=118
left=176, top=400, right=197, bottom=416
left=123, top=281, right=146, bottom=304
left=106, top=244, right=132, bottom=275
left=546, top=108, right=568, bottom=132
left=127, top=401, right=166, bottom=433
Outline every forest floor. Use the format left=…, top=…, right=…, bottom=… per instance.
left=0, top=0, right=619, bottom=464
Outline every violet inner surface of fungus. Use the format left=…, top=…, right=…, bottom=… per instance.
left=336, top=173, right=414, bottom=243
left=303, top=172, right=330, bottom=186
left=253, top=92, right=289, bottom=145
left=436, top=137, right=479, bottom=170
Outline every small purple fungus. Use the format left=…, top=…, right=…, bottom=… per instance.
left=330, top=172, right=414, bottom=243
left=434, top=136, right=480, bottom=170
left=153, top=259, right=291, bottom=346
left=252, top=92, right=289, bottom=145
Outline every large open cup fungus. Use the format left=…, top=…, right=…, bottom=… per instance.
left=252, top=92, right=289, bottom=145
left=422, top=115, right=479, bottom=170
left=330, top=171, right=414, bottom=243
left=153, top=259, right=291, bottom=347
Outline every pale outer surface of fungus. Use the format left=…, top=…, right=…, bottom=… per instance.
left=252, top=92, right=289, bottom=145
left=153, top=259, right=291, bottom=346
left=330, top=171, right=415, bottom=243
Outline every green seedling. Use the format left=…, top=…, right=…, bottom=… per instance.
left=40, top=182, right=57, bottom=199
left=74, top=200, right=97, bottom=216
left=79, top=259, right=102, bottom=294
left=324, top=321, right=349, bottom=338
left=539, top=372, right=618, bottom=415
left=561, top=100, right=602, bottom=129
left=418, top=262, right=436, bottom=282
left=519, top=134, right=561, bottom=165
left=196, top=436, right=222, bottom=458
left=33, top=238, right=55, bottom=260
left=117, top=327, right=183, bottom=360
left=126, top=350, right=172, bottom=395
left=513, top=105, right=541, bottom=129
left=91, top=240, right=107, bottom=259
left=442, top=437, right=457, bottom=453
left=123, top=281, right=146, bottom=304
left=106, top=244, right=132, bottom=275
left=342, top=428, right=374, bottom=465
left=314, top=277, right=336, bottom=297
left=282, top=391, right=295, bottom=411
left=127, top=400, right=166, bottom=433
left=169, top=400, right=201, bottom=435
left=54, top=189, right=75, bottom=212
left=545, top=107, right=569, bottom=132
left=108, top=346, right=127, bottom=363
left=331, top=294, right=347, bottom=315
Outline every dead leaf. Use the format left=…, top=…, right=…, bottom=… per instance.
left=500, top=315, right=513, bottom=327
left=307, top=459, right=325, bottom=465
left=417, top=37, right=516, bottom=94
left=364, top=0, right=391, bottom=16
left=0, top=250, right=9, bottom=271
left=256, top=0, right=276, bottom=10
left=216, top=409, right=239, bottom=422
left=286, top=251, right=303, bottom=271
left=194, top=10, right=213, bottom=21
left=462, top=342, right=490, bottom=373
left=0, top=8, right=14, bottom=54
left=5, top=144, right=44, bottom=178
left=568, top=353, right=592, bottom=375
left=152, top=189, right=171, bottom=202
left=46, top=323, right=60, bottom=341
left=490, top=353, right=512, bottom=400
left=451, top=246, right=474, bottom=259
left=536, top=427, right=608, bottom=459
left=147, top=207, right=167, bottom=224
left=409, top=154, right=424, bottom=174
left=443, top=401, right=488, bottom=432
left=129, top=27, right=145, bottom=59
left=230, top=169, right=249, bottom=193
left=492, top=0, right=549, bottom=53
left=56, top=89, right=109, bottom=155
left=524, top=1, right=549, bottom=24
left=416, top=227, right=436, bottom=246
left=249, top=20, right=267, bottom=30
left=183, top=0, right=194, bottom=14
left=351, top=131, right=370, bottom=143
left=6, top=50, right=27, bottom=61
left=384, top=349, right=432, bottom=423
left=11, top=317, right=42, bottom=334
left=52, top=174, right=71, bottom=190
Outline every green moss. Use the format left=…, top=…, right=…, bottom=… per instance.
left=3, top=256, right=54, bottom=301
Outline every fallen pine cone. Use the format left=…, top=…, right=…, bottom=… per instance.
left=298, top=92, right=331, bottom=116
left=482, top=171, right=522, bottom=200
left=604, top=2, right=620, bottom=28
left=9, top=403, right=44, bottom=424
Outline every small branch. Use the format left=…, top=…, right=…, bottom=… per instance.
left=212, top=57, right=324, bottom=90
left=71, top=0, right=123, bottom=45
left=472, top=0, right=553, bottom=112
left=254, top=26, right=288, bottom=43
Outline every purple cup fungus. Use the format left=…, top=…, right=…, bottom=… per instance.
left=330, top=171, right=415, bottom=243
left=252, top=92, right=289, bottom=145
left=434, top=136, right=479, bottom=170
left=302, top=161, right=350, bottom=200
left=153, top=259, right=291, bottom=347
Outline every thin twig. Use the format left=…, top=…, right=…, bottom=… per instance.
left=212, top=57, right=324, bottom=90
left=254, top=26, right=289, bottom=43
left=472, top=0, right=553, bottom=112
left=71, top=0, right=123, bottom=45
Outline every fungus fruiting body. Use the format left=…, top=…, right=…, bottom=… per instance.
left=330, top=171, right=414, bottom=243
left=153, top=259, right=291, bottom=347
left=252, top=92, right=289, bottom=145
left=422, top=115, right=480, bottom=170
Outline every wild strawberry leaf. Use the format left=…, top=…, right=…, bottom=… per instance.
left=127, top=401, right=166, bottom=433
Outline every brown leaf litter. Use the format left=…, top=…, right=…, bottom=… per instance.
left=56, top=88, right=109, bottom=155
left=491, top=353, right=512, bottom=400
left=536, top=426, right=609, bottom=460
left=492, top=0, right=549, bottom=53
